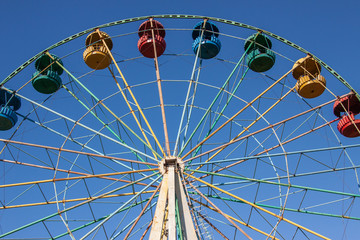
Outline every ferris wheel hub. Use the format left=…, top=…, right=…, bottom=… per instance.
left=159, top=156, right=184, bottom=175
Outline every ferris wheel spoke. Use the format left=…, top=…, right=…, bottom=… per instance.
left=139, top=220, right=153, bottom=240
left=0, top=91, right=57, bottom=157
left=1, top=165, right=157, bottom=211
left=122, top=182, right=161, bottom=239
left=192, top=164, right=360, bottom=194
left=184, top=96, right=338, bottom=164
left=186, top=179, right=253, bottom=239
left=259, top=119, right=338, bottom=155
left=6, top=89, right=158, bottom=163
left=61, top=83, right=162, bottom=161
left=191, top=187, right=360, bottom=223
left=0, top=138, right=157, bottom=167
left=181, top=60, right=303, bottom=161
left=174, top=20, right=209, bottom=156
left=190, top=67, right=250, bottom=160
left=185, top=33, right=266, bottom=160
left=7, top=113, right=158, bottom=178
left=124, top=220, right=153, bottom=240
left=94, top=30, right=166, bottom=157
left=184, top=172, right=331, bottom=240
left=190, top=196, right=280, bottom=239
left=187, top=169, right=360, bottom=199
left=145, top=19, right=171, bottom=156
left=178, top=51, right=249, bottom=157
left=109, top=201, right=158, bottom=239
left=79, top=173, right=162, bottom=239
left=0, top=190, right=156, bottom=210
left=187, top=142, right=360, bottom=168
left=173, top=58, right=202, bottom=156
left=40, top=80, right=154, bottom=171
left=195, top=210, right=231, bottom=240
left=37, top=196, right=156, bottom=240
left=187, top=84, right=296, bottom=176
left=183, top=98, right=359, bottom=229
left=106, top=67, right=161, bottom=161
left=2, top=15, right=360, bottom=239
left=0, top=172, right=158, bottom=238
left=1, top=118, right=159, bottom=182
left=0, top=168, right=158, bottom=190
left=41, top=55, right=162, bottom=161
left=184, top=119, right=338, bottom=184
left=0, top=158, right=156, bottom=192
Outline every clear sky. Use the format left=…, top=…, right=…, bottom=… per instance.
left=1, top=1, right=360, bottom=239
left=1, top=0, right=359, bottom=92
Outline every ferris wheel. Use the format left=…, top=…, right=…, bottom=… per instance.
left=1, top=15, right=360, bottom=240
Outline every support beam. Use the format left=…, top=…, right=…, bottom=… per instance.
left=150, top=157, right=197, bottom=239
left=149, top=18, right=171, bottom=156
left=168, top=166, right=176, bottom=239
left=175, top=174, right=197, bottom=239
left=149, top=174, right=169, bottom=239
left=185, top=172, right=330, bottom=240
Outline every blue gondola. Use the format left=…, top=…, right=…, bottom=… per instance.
left=192, top=21, right=221, bottom=59
left=0, top=89, right=21, bottom=130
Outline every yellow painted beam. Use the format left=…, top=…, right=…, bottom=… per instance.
left=0, top=168, right=158, bottom=188
left=0, top=138, right=158, bottom=166
left=191, top=197, right=279, bottom=240
left=1, top=190, right=156, bottom=209
left=191, top=86, right=295, bottom=174
left=181, top=56, right=310, bottom=160
left=185, top=172, right=330, bottom=240
left=96, top=29, right=165, bottom=156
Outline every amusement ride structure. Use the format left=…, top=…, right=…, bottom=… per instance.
left=1, top=15, right=360, bottom=239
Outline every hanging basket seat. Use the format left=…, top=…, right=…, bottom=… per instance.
left=84, top=31, right=113, bottom=70
left=35, top=53, right=63, bottom=75
left=85, top=31, right=113, bottom=49
left=292, top=57, right=321, bottom=80
left=33, top=53, right=63, bottom=93
left=244, top=33, right=273, bottom=54
left=337, top=113, right=360, bottom=138
left=245, top=48, right=275, bottom=72
left=295, top=74, right=326, bottom=99
left=138, top=20, right=166, bottom=38
left=32, top=70, right=62, bottom=94
left=192, top=35, right=221, bottom=59
left=244, top=33, right=275, bottom=72
left=333, top=93, right=360, bottom=117
left=0, top=106, right=18, bottom=131
left=83, top=44, right=112, bottom=70
left=138, top=35, right=166, bottom=58
left=0, top=89, right=21, bottom=111
left=0, top=89, right=21, bottom=130
left=192, top=21, right=219, bottom=40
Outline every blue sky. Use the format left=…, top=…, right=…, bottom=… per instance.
left=1, top=1, right=360, bottom=239
left=1, top=0, right=359, bottom=91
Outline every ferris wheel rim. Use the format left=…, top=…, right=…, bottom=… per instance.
left=1, top=15, right=359, bottom=240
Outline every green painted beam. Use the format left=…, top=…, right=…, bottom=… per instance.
left=186, top=169, right=360, bottom=198
left=0, top=172, right=158, bottom=238
left=52, top=196, right=156, bottom=239
left=188, top=192, right=360, bottom=221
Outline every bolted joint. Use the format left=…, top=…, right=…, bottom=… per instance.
left=159, top=156, right=184, bottom=175
left=164, top=156, right=177, bottom=166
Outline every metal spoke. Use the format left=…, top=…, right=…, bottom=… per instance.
left=1, top=15, right=359, bottom=240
